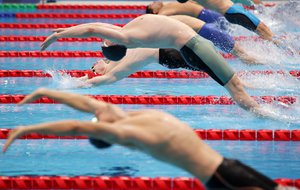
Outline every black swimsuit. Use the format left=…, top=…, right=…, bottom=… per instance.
left=159, top=48, right=196, bottom=70
left=159, top=35, right=235, bottom=86
left=206, top=158, right=278, bottom=190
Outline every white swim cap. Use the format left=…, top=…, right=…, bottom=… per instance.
left=91, top=117, right=98, bottom=123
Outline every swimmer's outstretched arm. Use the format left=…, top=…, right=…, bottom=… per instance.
left=225, top=74, right=259, bottom=111
left=41, top=23, right=128, bottom=51
left=85, top=49, right=157, bottom=86
left=225, top=75, right=276, bottom=118
left=18, top=88, right=108, bottom=114
left=231, top=43, right=265, bottom=65
left=2, top=120, right=125, bottom=153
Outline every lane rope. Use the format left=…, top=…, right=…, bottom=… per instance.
left=0, top=51, right=235, bottom=59
left=0, top=95, right=296, bottom=105
left=0, top=23, right=124, bottom=28
left=0, top=128, right=299, bottom=141
left=0, top=70, right=299, bottom=79
left=0, top=35, right=264, bottom=42
left=0, top=13, right=142, bottom=19
left=0, top=176, right=296, bottom=190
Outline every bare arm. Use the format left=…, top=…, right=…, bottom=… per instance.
left=41, top=23, right=128, bottom=50
left=225, top=74, right=260, bottom=111
left=231, top=43, right=265, bottom=65
left=225, top=74, right=278, bottom=119
left=86, top=49, right=158, bottom=86
left=18, top=88, right=107, bottom=114
left=2, top=120, right=123, bottom=153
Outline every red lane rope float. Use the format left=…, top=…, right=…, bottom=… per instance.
left=0, top=36, right=262, bottom=42
left=2, top=35, right=296, bottom=42
left=0, top=51, right=235, bottom=59
left=0, top=95, right=296, bottom=105
left=1, top=128, right=300, bottom=141
left=15, top=13, right=141, bottom=19
left=0, top=36, right=104, bottom=42
left=37, top=4, right=147, bottom=10
left=0, top=23, right=125, bottom=29
left=0, top=176, right=297, bottom=190
left=35, top=3, right=276, bottom=10
left=0, top=70, right=300, bottom=79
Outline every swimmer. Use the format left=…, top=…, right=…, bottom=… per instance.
left=170, top=15, right=262, bottom=64
left=84, top=48, right=253, bottom=90
left=41, top=14, right=270, bottom=117
left=146, top=1, right=274, bottom=41
left=2, top=88, right=285, bottom=190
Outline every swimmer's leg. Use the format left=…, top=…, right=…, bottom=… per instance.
left=180, top=35, right=260, bottom=113
left=180, top=35, right=234, bottom=86
left=198, top=9, right=224, bottom=24
left=224, top=4, right=273, bottom=40
left=198, top=23, right=235, bottom=53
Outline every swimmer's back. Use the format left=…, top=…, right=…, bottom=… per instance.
left=121, top=14, right=195, bottom=48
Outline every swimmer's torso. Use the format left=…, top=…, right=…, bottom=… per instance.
left=121, top=14, right=196, bottom=49
left=112, top=109, right=222, bottom=181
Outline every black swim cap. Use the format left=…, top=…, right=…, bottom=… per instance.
left=177, top=0, right=188, bottom=3
left=89, top=138, right=112, bottom=149
left=101, top=44, right=127, bottom=61
left=145, top=5, right=154, bottom=14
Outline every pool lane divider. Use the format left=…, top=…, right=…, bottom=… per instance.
left=1, top=13, right=142, bottom=19
left=0, top=23, right=125, bottom=29
left=0, top=51, right=235, bottom=59
left=0, top=128, right=300, bottom=141
left=0, top=95, right=296, bottom=105
left=0, top=35, right=264, bottom=42
left=0, top=4, right=147, bottom=10
left=0, top=3, right=275, bottom=10
left=1, top=70, right=300, bottom=79
left=0, top=176, right=295, bottom=190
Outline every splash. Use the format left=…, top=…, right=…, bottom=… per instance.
left=236, top=38, right=300, bottom=68
left=251, top=1, right=300, bottom=32
left=46, top=70, right=92, bottom=89
left=270, top=1, right=300, bottom=31
left=257, top=99, right=300, bottom=124
left=239, top=71, right=300, bottom=93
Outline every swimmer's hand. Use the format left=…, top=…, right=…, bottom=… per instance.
left=2, top=127, right=25, bottom=153
left=41, top=32, right=58, bottom=51
left=18, top=88, right=45, bottom=105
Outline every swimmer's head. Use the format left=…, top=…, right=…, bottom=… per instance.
left=89, top=138, right=112, bottom=149
left=89, top=117, right=112, bottom=149
left=177, top=0, right=188, bottom=3
left=101, top=40, right=127, bottom=61
left=146, top=2, right=163, bottom=14
left=91, top=58, right=110, bottom=75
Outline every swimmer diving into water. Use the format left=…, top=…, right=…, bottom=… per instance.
left=146, top=0, right=274, bottom=41
left=2, top=88, right=285, bottom=190
left=41, top=14, right=273, bottom=117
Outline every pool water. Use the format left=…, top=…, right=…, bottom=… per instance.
left=0, top=1, right=300, bottom=181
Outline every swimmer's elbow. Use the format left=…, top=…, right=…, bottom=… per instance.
left=85, top=27, right=98, bottom=36
left=67, top=120, right=85, bottom=135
